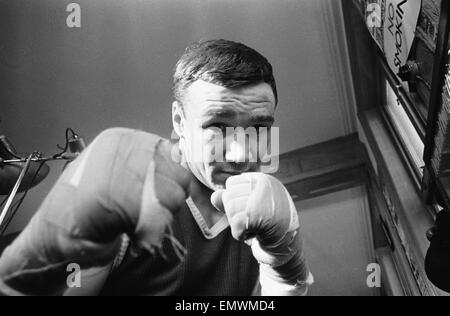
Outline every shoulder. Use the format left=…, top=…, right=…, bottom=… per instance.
left=93, top=128, right=167, bottom=145
left=69, top=128, right=170, bottom=181
left=89, top=128, right=170, bottom=158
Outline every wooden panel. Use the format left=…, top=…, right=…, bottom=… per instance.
left=286, top=166, right=366, bottom=202
left=275, top=133, right=368, bottom=201
left=276, top=134, right=365, bottom=179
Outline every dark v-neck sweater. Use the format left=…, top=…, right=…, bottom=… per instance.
left=100, top=200, right=259, bottom=296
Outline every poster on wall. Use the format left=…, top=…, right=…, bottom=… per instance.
left=364, top=0, right=422, bottom=75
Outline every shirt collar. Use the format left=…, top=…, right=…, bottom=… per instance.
left=185, top=196, right=229, bottom=239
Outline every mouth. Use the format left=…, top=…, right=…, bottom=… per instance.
left=217, top=164, right=256, bottom=176
left=211, top=164, right=255, bottom=182
left=218, top=172, right=238, bottom=179
left=220, top=169, right=248, bottom=176
left=212, top=168, right=250, bottom=188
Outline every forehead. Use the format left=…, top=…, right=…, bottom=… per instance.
left=183, top=80, right=276, bottom=118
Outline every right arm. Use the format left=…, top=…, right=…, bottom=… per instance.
left=0, top=128, right=190, bottom=296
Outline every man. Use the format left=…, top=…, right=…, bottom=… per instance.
left=0, top=39, right=313, bottom=296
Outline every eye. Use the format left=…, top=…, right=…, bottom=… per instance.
left=253, top=125, right=271, bottom=133
left=207, top=123, right=228, bottom=132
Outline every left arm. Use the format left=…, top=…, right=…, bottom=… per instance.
left=211, top=173, right=314, bottom=296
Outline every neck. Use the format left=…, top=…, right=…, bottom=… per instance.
left=188, top=173, right=225, bottom=228
left=175, top=141, right=225, bottom=227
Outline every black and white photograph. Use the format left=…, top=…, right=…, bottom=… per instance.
left=0, top=0, right=449, bottom=299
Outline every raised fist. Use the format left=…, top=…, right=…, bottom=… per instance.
left=211, top=173, right=311, bottom=294
left=0, top=128, right=191, bottom=295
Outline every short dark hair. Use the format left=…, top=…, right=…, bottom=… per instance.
left=173, top=39, right=278, bottom=105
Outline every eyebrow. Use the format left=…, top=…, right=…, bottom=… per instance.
left=203, top=109, right=237, bottom=119
left=202, top=109, right=274, bottom=125
left=248, top=115, right=275, bottom=125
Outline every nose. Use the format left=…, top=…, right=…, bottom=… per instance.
left=225, top=139, right=254, bottom=163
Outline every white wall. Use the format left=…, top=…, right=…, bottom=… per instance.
left=296, top=186, right=378, bottom=296
left=0, top=0, right=356, bottom=232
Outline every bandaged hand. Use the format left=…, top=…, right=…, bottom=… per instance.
left=0, top=129, right=190, bottom=295
left=211, top=173, right=312, bottom=296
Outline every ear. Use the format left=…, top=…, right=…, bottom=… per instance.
left=172, top=101, right=185, bottom=138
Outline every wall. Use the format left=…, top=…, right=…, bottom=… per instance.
left=296, top=185, right=378, bottom=296
left=0, top=0, right=356, bottom=232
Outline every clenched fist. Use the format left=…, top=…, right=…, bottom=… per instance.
left=0, top=128, right=191, bottom=295
left=211, top=173, right=311, bottom=294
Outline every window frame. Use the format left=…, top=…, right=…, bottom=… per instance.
left=343, top=0, right=450, bottom=296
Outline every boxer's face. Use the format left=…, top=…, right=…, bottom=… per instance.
left=173, top=80, right=276, bottom=191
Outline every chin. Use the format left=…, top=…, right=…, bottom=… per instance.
left=213, top=182, right=227, bottom=191
left=207, top=175, right=225, bottom=190
left=205, top=176, right=225, bottom=191
left=211, top=172, right=234, bottom=189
